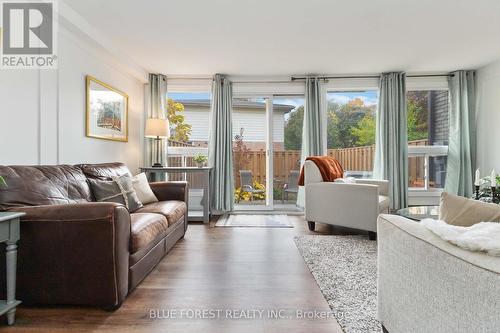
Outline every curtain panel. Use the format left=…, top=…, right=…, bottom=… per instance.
left=145, top=74, right=168, bottom=168
left=297, top=77, right=326, bottom=207
left=445, top=70, right=476, bottom=197
left=301, top=77, right=326, bottom=158
left=374, top=72, right=408, bottom=210
left=209, top=74, right=235, bottom=212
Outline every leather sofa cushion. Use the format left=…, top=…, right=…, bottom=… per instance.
left=378, top=195, right=390, bottom=213
left=130, top=213, right=169, bottom=252
left=0, top=165, right=92, bottom=210
left=135, top=201, right=187, bottom=226
left=78, top=162, right=131, bottom=180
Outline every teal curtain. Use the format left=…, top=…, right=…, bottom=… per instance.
left=145, top=74, right=168, bottom=168
left=298, top=77, right=326, bottom=207
left=374, top=72, right=408, bottom=210
left=444, top=70, right=476, bottom=197
left=301, top=77, right=326, bottom=158
left=209, top=74, right=234, bottom=212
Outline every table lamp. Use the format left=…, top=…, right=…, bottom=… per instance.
left=145, top=118, right=170, bottom=167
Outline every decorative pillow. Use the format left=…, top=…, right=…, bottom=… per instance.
left=132, top=173, right=158, bottom=204
left=439, top=192, right=500, bottom=227
left=89, top=174, right=143, bottom=212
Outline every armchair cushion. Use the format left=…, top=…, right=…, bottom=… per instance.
left=379, top=195, right=390, bottom=213
left=135, top=201, right=187, bottom=226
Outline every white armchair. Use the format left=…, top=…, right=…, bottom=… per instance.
left=304, top=160, right=389, bottom=239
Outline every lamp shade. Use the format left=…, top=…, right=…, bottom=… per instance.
left=145, top=118, right=170, bottom=138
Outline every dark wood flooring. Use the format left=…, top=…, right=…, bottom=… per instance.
left=2, top=216, right=366, bottom=333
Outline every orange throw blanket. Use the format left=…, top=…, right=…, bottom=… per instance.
left=298, top=156, right=344, bottom=186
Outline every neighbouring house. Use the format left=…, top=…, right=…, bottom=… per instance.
left=179, top=99, right=295, bottom=150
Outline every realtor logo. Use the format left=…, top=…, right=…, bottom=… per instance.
left=1, top=0, right=58, bottom=69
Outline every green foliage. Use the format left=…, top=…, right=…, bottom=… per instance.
left=282, top=94, right=431, bottom=150
left=327, top=99, right=376, bottom=148
left=284, top=106, right=304, bottom=150
left=234, top=182, right=266, bottom=202
left=407, top=92, right=429, bottom=141
left=193, top=153, right=208, bottom=164
left=351, top=114, right=376, bottom=146
left=167, top=98, right=192, bottom=142
left=273, top=187, right=284, bottom=200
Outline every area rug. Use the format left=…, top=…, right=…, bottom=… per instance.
left=294, top=235, right=381, bottom=333
left=215, top=214, right=294, bottom=228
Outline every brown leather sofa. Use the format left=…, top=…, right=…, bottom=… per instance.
left=0, top=162, right=188, bottom=310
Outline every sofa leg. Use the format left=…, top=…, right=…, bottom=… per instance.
left=382, top=325, right=389, bottom=333
left=368, top=231, right=377, bottom=241
left=103, top=301, right=122, bottom=312
left=307, top=221, right=315, bottom=231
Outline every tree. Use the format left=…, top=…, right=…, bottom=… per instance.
left=167, top=98, right=192, bottom=142
left=327, top=100, right=376, bottom=148
left=407, top=92, right=429, bottom=141
left=351, top=114, right=376, bottom=146
left=284, top=106, right=304, bottom=150
left=233, top=128, right=252, bottom=174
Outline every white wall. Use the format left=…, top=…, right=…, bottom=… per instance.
left=476, top=59, right=500, bottom=173
left=0, top=24, right=146, bottom=173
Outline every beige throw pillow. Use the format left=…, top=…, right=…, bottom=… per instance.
left=439, top=192, right=500, bottom=226
left=132, top=173, right=158, bottom=205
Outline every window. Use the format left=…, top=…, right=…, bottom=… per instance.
left=407, top=90, right=449, bottom=190
left=166, top=91, right=211, bottom=217
left=326, top=90, right=378, bottom=178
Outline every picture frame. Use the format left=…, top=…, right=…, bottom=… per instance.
left=86, top=75, right=129, bottom=142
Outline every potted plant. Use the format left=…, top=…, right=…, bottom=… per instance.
left=193, top=154, right=208, bottom=168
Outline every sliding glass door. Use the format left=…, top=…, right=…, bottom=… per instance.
left=272, top=96, right=304, bottom=210
left=232, top=95, right=304, bottom=211
left=233, top=96, right=272, bottom=210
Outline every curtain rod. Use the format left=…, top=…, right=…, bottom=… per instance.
left=291, top=73, right=454, bottom=81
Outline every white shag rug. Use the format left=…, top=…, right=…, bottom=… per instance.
left=421, top=219, right=500, bottom=256
left=215, top=214, right=294, bottom=228
left=294, top=235, right=381, bottom=333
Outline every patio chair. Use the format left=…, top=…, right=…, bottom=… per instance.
left=282, top=170, right=300, bottom=203
left=239, top=170, right=265, bottom=202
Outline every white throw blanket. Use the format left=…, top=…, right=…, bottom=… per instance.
left=421, top=219, right=500, bottom=256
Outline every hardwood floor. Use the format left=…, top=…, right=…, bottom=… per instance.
left=2, top=216, right=364, bottom=333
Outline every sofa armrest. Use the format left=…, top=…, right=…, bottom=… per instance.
left=377, top=214, right=500, bottom=332
left=150, top=181, right=188, bottom=203
left=4, top=202, right=130, bottom=309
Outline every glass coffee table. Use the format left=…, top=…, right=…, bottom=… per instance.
left=396, top=205, right=440, bottom=221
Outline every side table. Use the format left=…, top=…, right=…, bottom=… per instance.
left=396, top=206, right=439, bottom=221
left=0, top=212, right=23, bottom=325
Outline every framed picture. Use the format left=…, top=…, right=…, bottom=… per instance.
left=86, top=75, right=128, bottom=142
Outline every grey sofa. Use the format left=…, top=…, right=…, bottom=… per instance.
left=377, top=214, right=500, bottom=333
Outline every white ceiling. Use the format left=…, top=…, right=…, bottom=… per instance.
left=62, top=0, right=500, bottom=76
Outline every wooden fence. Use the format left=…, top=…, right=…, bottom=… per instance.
left=233, top=139, right=428, bottom=188
left=165, top=139, right=428, bottom=189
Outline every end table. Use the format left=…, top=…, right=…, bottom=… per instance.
left=0, top=212, right=23, bottom=325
